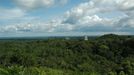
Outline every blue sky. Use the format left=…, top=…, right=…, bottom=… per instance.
left=0, top=0, right=134, bottom=37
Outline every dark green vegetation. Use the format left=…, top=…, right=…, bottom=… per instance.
left=0, top=34, right=134, bottom=75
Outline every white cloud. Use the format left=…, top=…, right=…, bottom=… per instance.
left=0, top=8, right=25, bottom=20
left=78, top=15, right=111, bottom=26
left=62, top=0, right=116, bottom=27
left=61, top=0, right=134, bottom=32
left=13, top=0, right=68, bottom=10
left=117, top=17, right=134, bottom=28
left=116, top=0, right=134, bottom=11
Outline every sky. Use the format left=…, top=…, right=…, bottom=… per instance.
left=0, top=0, right=134, bottom=37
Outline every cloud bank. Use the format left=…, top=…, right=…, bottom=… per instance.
left=0, top=0, right=134, bottom=35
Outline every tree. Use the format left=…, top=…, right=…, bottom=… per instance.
left=119, top=71, right=125, bottom=75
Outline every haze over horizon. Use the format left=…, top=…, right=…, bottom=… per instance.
left=0, top=0, right=134, bottom=37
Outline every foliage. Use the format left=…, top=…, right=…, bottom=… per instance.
left=0, top=34, right=133, bottom=75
